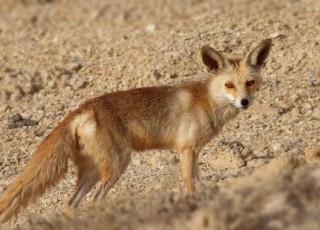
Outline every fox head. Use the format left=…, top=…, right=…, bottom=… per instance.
left=201, top=39, right=271, bottom=109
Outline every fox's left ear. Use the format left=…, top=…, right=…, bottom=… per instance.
left=245, top=39, right=272, bottom=69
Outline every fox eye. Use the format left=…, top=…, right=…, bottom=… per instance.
left=246, top=80, right=255, bottom=87
left=225, top=83, right=234, bottom=89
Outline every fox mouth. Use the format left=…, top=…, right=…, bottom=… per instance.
left=235, top=105, right=248, bottom=110
left=230, top=102, right=250, bottom=110
left=240, top=106, right=249, bottom=110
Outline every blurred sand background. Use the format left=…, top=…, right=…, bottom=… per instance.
left=0, top=0, right=320, bottom=229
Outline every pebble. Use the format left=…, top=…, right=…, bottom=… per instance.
left=272, top=143, right=282, bottom=152
left=7, top=113, right=39, bottom=129
left=132, top=157, right=142, bottom=166
left=290, top=107, right=300, bottom=116
left=153, top=70, right=162, bottom=80
left=268, top=32, right=285, bottom=39
left=312, top=107, right=320, bottom=120
left=304, top=103, right=312, bottom=110
left=208, top=150, right=245, bottom=170
left=70, top=63, right=82, bottom=72
left=145, top=23, right=156, bottom=33
left=0, top=105, right=9, bottom=113
left=305, top=146, right=320, bottom=162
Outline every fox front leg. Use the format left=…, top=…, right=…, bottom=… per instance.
left=178, top=148, right=200, bottom=196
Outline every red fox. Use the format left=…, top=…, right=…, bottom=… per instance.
left=0, top=39, right=271, bottom=222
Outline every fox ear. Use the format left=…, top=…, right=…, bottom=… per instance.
left=201, top=46, right=226, bottom=73
left=246, top=39, right=272, bottom=69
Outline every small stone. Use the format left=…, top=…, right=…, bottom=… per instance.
left=268, top=32, right=285, bottom=39
left=132, top=157, right=142, bottom=166
left=305, top=110, right=313, bottom=116
left=168, top=156, right=179, bottom=165
left=60, top=74, right=71, bottom=81
left=250, top=114, right=260, bottom=121
left=272, top=143, right=282, bottom=152
left=70, top=63, right=82, bottom=72
left=34, top=130, right=45, bottom=137
left=145, top=23, right=156, bottom=33
left=291, top=94, right=300, bottom=101
left=23, top=119, right=39, bottom=127
left=169, top=73, right=178, bottom=79
left=312, top=107, right=320, bottom=120
left=305, top=146, right=320, bottom=162
left=290, top=107, right=300, bottom=116
left=310, top=79, right=320, bottom=87
left=11, top=113, right=23, bottom=122
left=0, top=105, right=9, bottom=113
left=30, top=15, right=38, bottom=23
left=208, top=150, right=245, bottom=170
left=304, top=103, right=312, bottom=110
left=74, top=79, right=89, bottom=89
left=153, top=70, right=162, bottom=80
left=7, top=113, right=39, bottom=129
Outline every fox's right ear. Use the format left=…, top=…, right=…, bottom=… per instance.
left=201, top=46, right=226, bottom=73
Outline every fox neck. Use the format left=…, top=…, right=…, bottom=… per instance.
left=212, top=102, right=240, bottom=130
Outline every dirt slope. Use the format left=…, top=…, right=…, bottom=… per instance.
left=0, top=0, right=319, bottom=229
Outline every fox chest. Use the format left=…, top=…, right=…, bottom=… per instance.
left=174, top=113, right=217, bottom=150
left=174, top=106, right=239, bottom=149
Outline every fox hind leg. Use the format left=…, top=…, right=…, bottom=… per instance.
left=64, top=156, right=99, bottom=216
left=93, top=155, right=131, bottom=202
left=93, top=150, right=131, bottom=202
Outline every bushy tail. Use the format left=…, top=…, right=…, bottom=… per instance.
left=0, top=118, right=75, bottom=223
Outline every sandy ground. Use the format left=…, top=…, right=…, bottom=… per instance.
left=0, top=0, right=320, bottom=229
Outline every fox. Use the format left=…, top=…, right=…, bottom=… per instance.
left=0, top=39, right=271, bottom=223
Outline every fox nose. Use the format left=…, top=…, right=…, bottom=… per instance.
left=241, top=99, right=249, bottom=107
